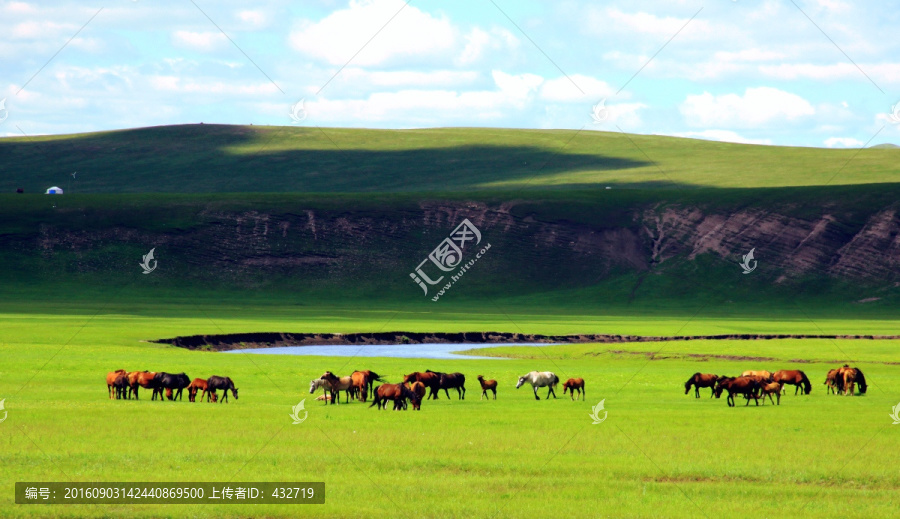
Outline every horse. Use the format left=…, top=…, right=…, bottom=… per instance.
left=516, top=371, right=559, bottom=400
left=318, top=372, right=353, bottom=404
left=714, top=376, right=761, bottom=407
left=187, top=378, right=211, bottom=402
left=350, top=370, right=385, bottom=402
left=154, top=372, right=191, bottom=401
left=741, top=370, right=774, bottom=383
left=207, top=376, right=239, bottom=403
left=133, top=371, right=158, bottom=400
left=759, top=381, right=782, bottom=405
left=310, top=377, right=352, bottom=403
left=772, top=370, right=811, bottom=395
left=824, top=369, right=840, bottom=395
left=477, top=376, right=497, bottom=400
left=406, top=381, right=427, bottom=409
left=112, top=372, right=130, bottom=400
left=684, top=373, right=719, bottom=398
left=402, top=372, right=442, bottom=400
left=106, top=370, right=127, bottom=399
left=562, top=378, right=585, bottom=401
left=369, top=383, right=419, bottom=411
left=841, top=367, right=867, bottom=396
left=429, top=370, right=466, bottom=400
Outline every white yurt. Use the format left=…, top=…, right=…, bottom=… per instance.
left=45, top=186, right=64, bottom=194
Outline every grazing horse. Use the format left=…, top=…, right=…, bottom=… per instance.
left=350, top=370, right=385, bottom=402
left=684, top=373, right=719, bottom=398
left=562, top=378, right=585, bottom=401
left=429, top=370, right=466, bottom=400
left=477, top=376, right=497, bottom=400
left=406, top=381, right=427, bottom=409
left=369, top=383, right=419, bottom=410
left=154, top=372, right=191, bottom=401
left=824, top=369, right=840, bottom=395
left=741, top=370, right=774, bottom=383
left=112, top=372, right=130, bottom=400
left=516, top=371, right=559, bottom=400
left=841, top=367, right=867, bottom=396
left=318, top=372, right=353, bottom=404
left=133, top=371, right=158, bottom=400
left=207, top=376, right=238, bottom=403
left=759, top=382, right=783, bottom=405
left=714, top=376, right=761, bottom=407
left=772, top=370, right=811, bottom=395
left=106, top=370, right=127, bottom=399
left=402, top=372, right=442, bottom=400
left=187, top=378, right=211, bottom=402
left=310, top=377, right=352, bottom=403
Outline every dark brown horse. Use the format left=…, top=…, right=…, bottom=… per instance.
left=206, top=376, right=238, bottom=403
left=112, top=372, right=130, bottom=400
left=562, top=378, right=585, bottom=401
left=429, top=370, right=466, bottom=400
left=684, top=373, right=718, bottom=398
left=402, top=371, right=442, bottom=400
left=715, top=376, right=761, bottom=407
left=840, top=366, right=867, bottom=396
left=369, top=384, right=419, bottom=410
left=772, top=370, right=811, bottom=395
left=477, top=376, right=497, bottom=400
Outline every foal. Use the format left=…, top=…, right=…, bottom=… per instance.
left=477, top=376, right=497, bottom=400
left=562, top=378, right=585, bottom=401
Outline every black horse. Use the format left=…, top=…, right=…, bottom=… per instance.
left=207, top=376, right=239, bottom=403
left=154, top=372, right=191, bottom=401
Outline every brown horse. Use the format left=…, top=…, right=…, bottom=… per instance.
left=715, top=376, right=761, bottom=407
left=106, top=370, right=128, bottom=399
left=741, top=370, right=774, bottom=383
left=402, top=372, right=442, bottom=400
left=350, top=370, right=385, bottom=402
left=759, top=382, right=782, bottom=405
left=772, top=370, right=811, bottom=395
left=369, top=384, right=419, bottom=410
left=562, top=378, right=585, bottom=401
left=840, top=367, right=867, bottom=396
left=112, top=372, right=130, bottom=400
left=824, top=369, right=840, bottom=395
left=477, top=376, right=497, bottom=400
left=133, top=371, right=158, bottom=400
left=187, top=378, right=211, bottom=402
left=405, top=381, right=427, bottom=410
left=429, top=370, right=466, bottom=400
left=319, top=372, right=352, bottom=404
left=684, top=373, right=719, bottom=398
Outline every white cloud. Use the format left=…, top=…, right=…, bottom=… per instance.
left=680, top=87, right=815, bottom=128
left=237, top=10, right=266, bottom=29
left=456, top=27, right=519, bottom=65
left=172, top=30, right=227, bottom=52
left=824, top=137, right=864, bottom=148
left=672, top=130, right=772, bottom=145
left=539, top=74, right=617, bottom=102
left=597, top=8, right=712, bottom=39
left=289, top=0, right=455, bottom=66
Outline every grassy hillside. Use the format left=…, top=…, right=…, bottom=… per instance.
left=1, top=124, right=899, bottom=193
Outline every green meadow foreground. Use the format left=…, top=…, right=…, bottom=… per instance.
left=1, top=307, right=898, bottom=518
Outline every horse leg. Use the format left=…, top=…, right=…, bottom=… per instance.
left=481, top=389, right=485, bottom=400
left=548, top=386, right=557, bottom=399
left=444, top=388, right=450, bottom=399
left=533, top=386, right=540, bottom=400
left=461, top=386, right=465, bottom=400
left=492, top=388, right=497, bottom=400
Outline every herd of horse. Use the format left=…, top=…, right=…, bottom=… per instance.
left=308, top=370, right=586, bottom=410
left=105, top=370, right=239, bottom=403
left=684, top=365, right=867, bottom=407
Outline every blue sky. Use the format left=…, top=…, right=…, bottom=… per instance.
left=3, top=0, right=900, bottom=147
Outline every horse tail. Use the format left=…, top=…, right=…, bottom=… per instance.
left=855, top=368, right=867, bottom=394
left=800, top=371, right=812, bottom=394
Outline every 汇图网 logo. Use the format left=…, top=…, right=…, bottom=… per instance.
left=410, top=219, right=483, bottom=296
left=0, top=399, right=7, bottom=424
left=140, top=248, right=157, bottom=274
left=740, top=248, right=757, bottom=274
left=589, top=399, right=607, bottom=424
left=290, top=399, right=308, bottom=424
left=890, top=402, right=900, bottom=425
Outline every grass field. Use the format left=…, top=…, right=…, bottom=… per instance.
left=1, top=305, right=899, bottom=518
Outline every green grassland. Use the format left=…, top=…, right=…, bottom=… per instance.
left=1, top=308, right=898, bottom=518
left=2, top=124, right=899, bottom=193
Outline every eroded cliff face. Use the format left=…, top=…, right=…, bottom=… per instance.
left=24, top=200, right=900, bottom=284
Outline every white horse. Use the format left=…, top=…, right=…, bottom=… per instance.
left=309, top=376, right=354, bottom=404
left=516, top=371, right=559, bottom=400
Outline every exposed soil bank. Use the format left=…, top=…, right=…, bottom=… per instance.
left=154, top=331, right=900, bottom=352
